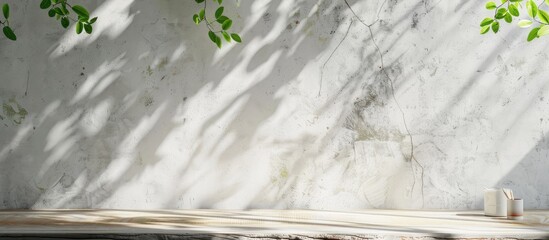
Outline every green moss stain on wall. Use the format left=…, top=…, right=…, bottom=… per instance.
left=271, top=165, right=290, bottom=185
left=143, top=65, right=153, bottom=76
left=279, top=166, right=289, bottom=179
left=2, top=98, right=28, bottom=125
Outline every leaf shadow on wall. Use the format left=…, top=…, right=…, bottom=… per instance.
left=0, top=0, right=365, bottom=209
left=496, top=132, right=549, bottom=209
left=2, top=0, right=528, bottom=211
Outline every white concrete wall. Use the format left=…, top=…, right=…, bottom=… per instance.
left=1, top=0, right=548, bottom=210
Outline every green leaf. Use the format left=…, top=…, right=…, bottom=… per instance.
left=195, top=0, right=204, bottom=3
left=518, top=19, right=533, bottom=28
left=218, top=0, right=223, bottom=4
left=222, top=31, right=231, bottom=42
left=492, top=21, right=500, bottom=33
left=481, top=25, right=491, bottom=34
left=486, top=1, right=497, bottom=9
left=528, top=26, right=540, bottom=41
left=216, top=16, right=228, bottom=24
left=89, top=17, right=98, bottom=24
left=71, top=5, right=89, bottom=19
left=48, top=9, right=56, bottom=17
left=3, top=26, right=16, bottom=41
left=480, top=18, right=494, bottom=26
left=61, top=17, right=69, bottom=28
left=84, top=23, right=92, bottom=34
left=546, top=0, right=549, bottom=6
left=199, top=8, right=205, bottom=21
left=208, top=31, right=217, bottom=43
left=215, top=35, right=222, bottom=48
left=504, top=13, right=513, bottom=23
left=230, top=33, right=241, bottom=42
left=61, top=4, right=69, bottom=15
left=76, top=21, right=83, bottom=34
left=527, top=0, right=538, bottom=18
left=2, top=4, right=9, bottom=19
left=508, top=4, right=519, bottom=16
left=215, top=6, right=224, bottom=19
left=40, top=0, right=51, bottom=9
left=54, top=7, right=63, bottom=15
left=221, top=19, right=232, bottom=30
left=539, top=10, right=549, bottom=24
left=78, top=15, right=89, bottom=22
left=537, top=25, right=549, bottom=36
left=193, top=14, right=200, bottom=24
left=495, top=8, right=507, bottom=19
left=501, top=0, right=508, bottom=3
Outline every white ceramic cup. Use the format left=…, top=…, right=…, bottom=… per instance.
left=507, top=199, right=524, bottom=220
left=484, top=188, right=507, bottom=217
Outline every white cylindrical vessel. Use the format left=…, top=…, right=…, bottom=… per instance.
left=484, top=188, right=507, bottom=217
left=507, top=199, right=524, bottom=220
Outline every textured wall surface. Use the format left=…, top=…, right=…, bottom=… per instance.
left=1, top=0, right=548, bottom=210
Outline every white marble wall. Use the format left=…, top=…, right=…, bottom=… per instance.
left=1, top=0, right=548, bottom=210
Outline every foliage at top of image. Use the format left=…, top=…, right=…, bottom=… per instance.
left=481, top=0, right=549, bottom=41
left=0, top=0, right=96, bottom=41
left=40, top=0, right=97, bottom=36
left=193, top=0, right=242, bottom=48
left=2, top=0, right=241, bottom=49
left=1, top=3, right=15, bottom=40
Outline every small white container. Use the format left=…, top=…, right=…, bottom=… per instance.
left=484, top=188, right=507, bottom=217
left=507, top=199, right=524, bottom=220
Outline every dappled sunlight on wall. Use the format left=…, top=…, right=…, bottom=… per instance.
left=1, top=0, right=549, bottom=210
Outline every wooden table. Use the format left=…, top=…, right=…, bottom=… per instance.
left=0, top=209, right=548, bottom=239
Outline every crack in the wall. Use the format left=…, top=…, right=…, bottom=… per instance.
left=343, top=0, right=425, bottom=206
left=318, top=19, right=354, bottom=96
left=25, top=69, right=30, bottom=96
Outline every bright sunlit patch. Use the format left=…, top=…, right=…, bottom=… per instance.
left=44, top=110, right=82, bottom=152
left=37, top=100, right=61, bottom=124
left=138, top=51, right=151, bottom=60
left=79, top=98, right=113, bottom=137
left=120, top=90, right=141, bottom=113
left=89, top=72, right=121, bottom=99
left=0, top=124, right=32, bottom=163
left=71, top=54, right=126, bottom=104
left=169, top=44, right=187, bottom=64
left=39, top=110, right=83, bottom=178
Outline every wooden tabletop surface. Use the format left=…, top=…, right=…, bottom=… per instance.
left=0, top=209, right=548, bottom=239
